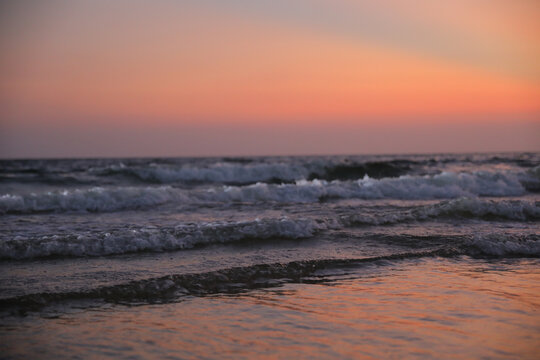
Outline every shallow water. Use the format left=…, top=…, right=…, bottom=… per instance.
left=2, top=257, right=539, bottom=360
left=1, top=153, right=539, bottom=359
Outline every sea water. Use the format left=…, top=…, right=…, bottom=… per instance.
left=0, top=153, right=539, bottom=359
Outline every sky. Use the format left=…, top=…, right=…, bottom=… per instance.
left=1, top=0, right=539, bottom=158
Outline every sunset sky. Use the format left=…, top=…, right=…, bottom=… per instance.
left=1, top=0, right=539, bottom=158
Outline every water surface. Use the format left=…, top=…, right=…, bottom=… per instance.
left=1, top=152, right=539, bottom=359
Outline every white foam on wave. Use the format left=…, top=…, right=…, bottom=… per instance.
left=1, top=197, right=537, bottom=259
left=201, top=170, right=526, bottom=203
left=356, top=171, right=526, bottom=198
left=0, top=217, right=327, bottom=259
left=0, top=186, right=187, bottom=214
left=0, top=170, right=531, bottom=214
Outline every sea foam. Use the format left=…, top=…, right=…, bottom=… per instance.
left=0, top=170, right=531, bottom=214
left=0, top=218, right=325, bottom=259
left=0, top=186, right=186, bottom=214
left=1, top=198, right=537, bottom=259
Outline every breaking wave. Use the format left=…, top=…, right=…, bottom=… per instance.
left=0, top=170, right=533, bottom=214
left=0, top=186, right=187, bottom=214
left=1, top=198, right=537, bottom=260
left=0, top=218, right=326, bottom=260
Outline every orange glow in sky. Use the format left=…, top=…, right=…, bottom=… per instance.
left=1, top=0, right=539, bottom=157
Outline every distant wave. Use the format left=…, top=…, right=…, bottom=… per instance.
left=520, top=165, right=540, bottom=192
left=0, top=158, right=418, bottom=186
left=93, top=159, right=415, bottom=184
left=2, top=157, right=538, bottom=190
left=0, top=170, right=535, bottom=214
left=308, top=160, right=415, bottom=180
left=0, top=186, right=187, bottom=214
left=91, top=162, right=311, bottom=184
left=2, top=198, right=537, bottom=260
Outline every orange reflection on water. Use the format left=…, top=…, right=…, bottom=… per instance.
left=5, top=257, right=539, bottom=359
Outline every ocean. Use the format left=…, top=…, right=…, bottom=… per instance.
left=0, top=152, right=539, bottom=359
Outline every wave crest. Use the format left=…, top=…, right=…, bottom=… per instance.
left=0, top=170, right=532, bottom=214
left=0, top=186, right=185, bottom=214
left=1, top=198, right=537, bottom=260
left=0, top=218, right=326, bottom=259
